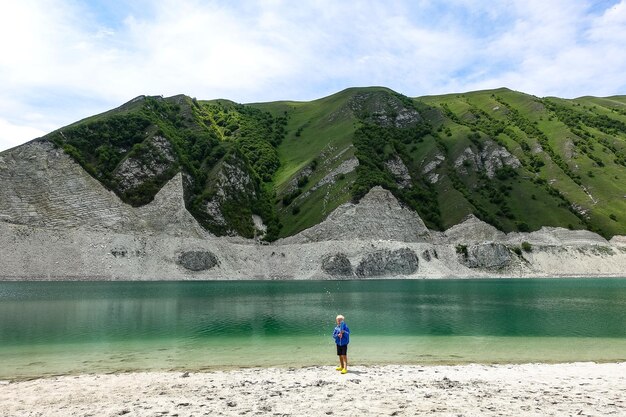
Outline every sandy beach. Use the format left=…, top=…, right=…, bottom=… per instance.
left=1, top=362, right=625, bottom=416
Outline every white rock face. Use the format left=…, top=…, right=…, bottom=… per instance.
left=310, top=157, right=359, bottom=192
left=505, top=227, right=608, bottom=246
left=444, top=215, right=506, bottom=243
left=201, top=156, right=258, bottom=234
left=348, top=91, right=422, bottom=128
left=610, top=235, right=626, bottom=246
left=0, top=139, right=207, bottom=238
left=445, top=214, right=610, bottom=247
left=136, top=172, right=209, bottom=238
left=1, top=218, right=625, bottom=280
left=215, top=160, right=255, bottom=197
left=1, top=140, right=625, bottom=280
left=422, top=153, right=445, bottom=184
left=205, top=200, right=227, bottom=226
left=113, top=135, right=175, bottom=192
left=454, top=140, right=521, bottom=178
left=459, top=243, right=512, bottom=269
left=384, top=155, right=412, bottom=188
left=280, top=186, right=430, bottom=244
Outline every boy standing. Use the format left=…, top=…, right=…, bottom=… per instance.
left=333, top=314, right=350, bottom=374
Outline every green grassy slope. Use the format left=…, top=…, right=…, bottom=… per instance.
left=418, top=88, right=626, bottom=237
left=251, top=87, right=387, bottom=236
left=34, top=87, right=626, bottom=240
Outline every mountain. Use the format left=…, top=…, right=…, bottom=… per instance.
left=15, top=86, right=624, bottom=240
left=1, top=87, right=626, bottom=279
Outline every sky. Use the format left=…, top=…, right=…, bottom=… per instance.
left=1, top=0, right=626, bottom=152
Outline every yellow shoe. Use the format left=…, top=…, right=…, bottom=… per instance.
left=341, top=368, right=348, bottom=374
left=335, top=367, right=343, bottom=371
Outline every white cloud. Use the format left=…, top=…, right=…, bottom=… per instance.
left=589, top=0, right=626, bottom=42
left=0, top=118, right=46, bottom=151
left=462, top=0, right=626, bottom=97
left=1, top=0, right=625, bottom=152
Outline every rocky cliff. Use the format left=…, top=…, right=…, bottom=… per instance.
left=2, top=85, right=626, bottom=280
left=280, top=186, right=430, bottom=244
left=1, top=141, right=624, bottom=280
left=0, top=140, right=206, bottom=238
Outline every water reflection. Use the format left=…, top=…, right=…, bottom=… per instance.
left=1, top=279, right=626, bottom=348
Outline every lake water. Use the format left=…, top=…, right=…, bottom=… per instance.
left=1, top=279, right=625, bottom=379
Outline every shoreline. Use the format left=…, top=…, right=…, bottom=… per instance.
left=2, top=358, right=626, bottom=383
left=2, top=274, right=626, bottom=281
left=1, top=362, right=625, bottom=416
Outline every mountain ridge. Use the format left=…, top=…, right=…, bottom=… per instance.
left=2, top=86, right=626, bottom=242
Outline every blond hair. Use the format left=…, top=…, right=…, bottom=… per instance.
left=336, top=315, right=344, bottom=321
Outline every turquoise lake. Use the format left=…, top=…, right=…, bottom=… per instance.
left=1, top=279, right=625, bottom=379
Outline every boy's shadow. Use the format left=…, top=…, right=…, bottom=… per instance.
left=346, top=369, right=366, bottom=375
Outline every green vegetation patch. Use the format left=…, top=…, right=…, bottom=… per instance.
left=45, top=87, right=626, bottom=240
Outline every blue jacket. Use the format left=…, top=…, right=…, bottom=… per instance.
left=333, top=321, right=350, bottom=346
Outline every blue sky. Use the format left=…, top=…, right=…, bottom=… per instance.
left=1, top=0, right=625, bottom=151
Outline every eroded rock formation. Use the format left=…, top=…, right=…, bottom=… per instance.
left=178, top=251, right=219, bottom=271
left=355, top=248, right=419, bottom=277
left=321, top=253, right=354, bottom=277
left=281, top=186, right=430, bottom=244
left=0, top=139, right=206, bottom=238
left=1, top=141, right=625, bottom=280
left=457, top=243, right=512, bottom=269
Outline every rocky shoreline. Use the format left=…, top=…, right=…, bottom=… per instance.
left=2, top=220, right=625, bottom=280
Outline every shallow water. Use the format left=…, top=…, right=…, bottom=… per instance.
left=0, top=279, right=625, bottom=379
